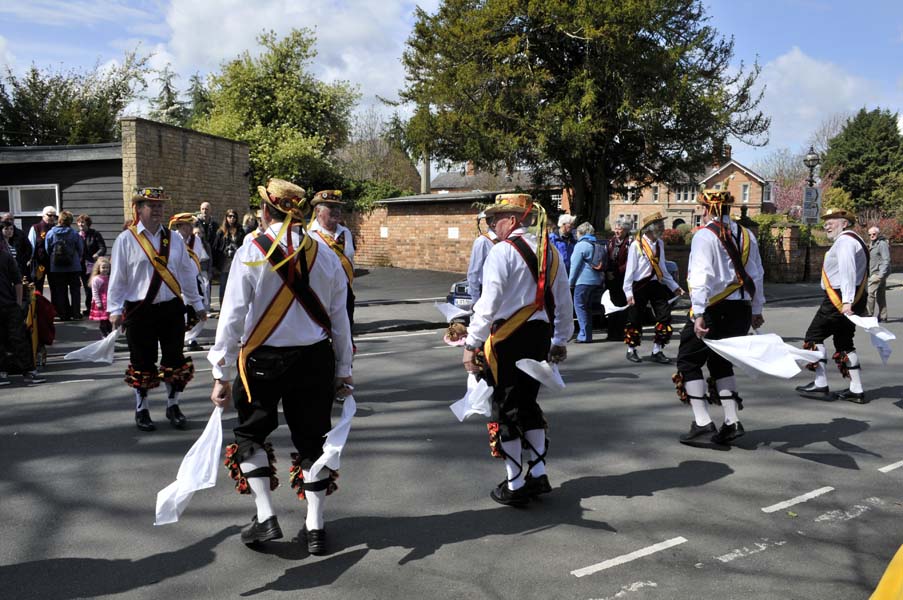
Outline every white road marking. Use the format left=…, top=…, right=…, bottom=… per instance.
left=761, top=486, right=834, bottom=513
left=357, top=331, right=438, bottom=340
left=878, top=460, right=903, bottom=473
left=593, top=581, right=659, bottom=600
left=57, top=379, right=95, bottom=384
left=714, top=538, right=787, bottom=563
left=814, top=498, right=884, bottom=523
left=355, top=351, right=402, bottom=358
left=571, top=537, right=687, bottom=578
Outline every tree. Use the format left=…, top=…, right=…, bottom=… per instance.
left=185, top=72, right=211, bottom=127
left=148, top=64, right=189, bottom=126
left=399, top=0, right=769, bottom=227
left=0, top=50, right=149, bottom=145
left=198, top=29, right=359, bottom=200
left=336, top=107, right=420, bottom=195
left=808, top=111, right=851, bottom=157
left=754, top=147, right=807, bottom=214
left=821, top=107, right=903, bottom=211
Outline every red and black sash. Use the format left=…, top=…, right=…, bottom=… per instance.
left=705, top=221, right=756, bottom=298
left=124, top=226, right=175, bottom=322
left=506, top=235, right=556, bottom=324
left=252, top=233, right=332, bottom=334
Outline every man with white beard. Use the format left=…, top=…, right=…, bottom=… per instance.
left=795, top=208, right=869, bottom=403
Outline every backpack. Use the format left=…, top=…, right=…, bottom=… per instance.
left=589, top=240, right=608, bottom=271
left=52, top=236, right=72, bottom=266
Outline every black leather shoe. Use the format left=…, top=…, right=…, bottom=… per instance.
left=304, top=525, right=327, bottom=555
left=135, top=409, right=156, bottom=432
left=166, top=405, right=188, bottom=429
left=186, top=340, right=204, bottom=351
left=241, top=515, right=283, bottom=545
left=626, top=349, right=642, bottom=363
left=490, top=481, right=530, bottom=506
left=834, top=389, right=868, bottom=404
left=711, top=422, right=745, bottom=445
left=649, top=351, right=672, bottom=364
left=524, top=474, right=552, bottom=497
left=679, top=421, right=716, bottom=444
left=795, top=381, right=829, bottom=394
left=23, top=371, right=46, bottom=384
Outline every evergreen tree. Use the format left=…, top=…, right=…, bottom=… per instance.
left=148, top=65, right=189, bottom=126
left=185, top=72, right=211, bottom=127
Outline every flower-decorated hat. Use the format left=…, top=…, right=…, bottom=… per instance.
left=697, top=189, right=735, bottom=207
left=310, top=189, right=345, bottom=208
left=257, top=178, right=309, bottom=222
left=132, top=186, right=168, bottom=204
left=483, top=193, right=535, bottom=216
left=822, top=207, right=856, bottom=222
left=168, top=212, right=196, bottom=228
left=641, top=211, right=666, bottom=228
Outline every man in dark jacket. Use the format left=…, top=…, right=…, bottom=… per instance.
left=605, top=217, right=631, bottom=341
left=1, top=213, right=32, bottom=278
left=0, top=239, right=45, bottom=385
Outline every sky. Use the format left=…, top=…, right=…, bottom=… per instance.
left=0, top=0, right=901, bottom=172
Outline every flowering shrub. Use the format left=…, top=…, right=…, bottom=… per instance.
left=661, top=228, right=685, bottom=246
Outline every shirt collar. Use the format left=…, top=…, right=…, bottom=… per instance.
left=136, top=221, right=162, bottom=237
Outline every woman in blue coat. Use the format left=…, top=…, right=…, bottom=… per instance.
left=45, top=210, right=84, bottom=320
left=569, top=222, right=605, bottom=343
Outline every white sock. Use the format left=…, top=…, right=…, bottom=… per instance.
left=814, top=344, right=828, bottom=387
left=302, top=469, right=326, bottom=530
left=241, top=451, right=275, bottom=522
left=165, top=382, right=180, bottom=407
left=135, top=389, right=148, bottom=412
left=524, top=429, right=546, bottom=478
left=501, top=439, right=525, bottom=490
left=847, top=352, right=864, bottom=394
left=686, top=379, right=712, bottom=426
left=652, top=343, right=663, bottom=354
left=715, top=377, right=739, bottom=425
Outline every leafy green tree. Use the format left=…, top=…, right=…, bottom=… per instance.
left=198, top=29, right=359, bottom=199
left=185, top=72, right=211, bottom=127
left=872, top=171, right=903, bottom=218
left=148, top=64, right=189, bottom=126
left=822, top=186, right=854, bottom=213
left=0, top=50, right=149, bottom=145
left=821, top=107, right=903, bottom=211
left=399, top=0, right=769, bottom=226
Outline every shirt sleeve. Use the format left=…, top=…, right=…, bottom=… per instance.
left=551, top=253, right=575, bottom=346
left=466, top=237, right=489, bottom=303
left=623, top=241, right=638, bottom=299
left=466, top=245, right=508, bottom=347
left=688, top=231, right=716, bottom=317
left=837, top=237, right=858, bottom=304
left=657, top=240, right=679, bottom=291
left=106, top=234, right=129, bottom=317
left=343, top=225, right=355, bottom=263
left=747, top=230, right=766, bottom=314
left=328, top=259, right=354, bottom=378
left=208, top=250, right=254, bottom=381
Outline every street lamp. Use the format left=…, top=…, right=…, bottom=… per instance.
left=803, top=146, right=820, bottom=187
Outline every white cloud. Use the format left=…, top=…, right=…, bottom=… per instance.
left=0, top=0, right=154, bottom=26
left=0, top=34, right=14, bottom=68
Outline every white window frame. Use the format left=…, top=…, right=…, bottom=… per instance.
left=652, top=185, right=659, bottom=203
left=693, top=214, right=703, bottom=227
left=763, top=183, right=772, bottom=204
left=741, top=183, right=750, bottom=203
left=0, top=184, right=59, bottom=227
left=551, top=193, right=563, bottom=210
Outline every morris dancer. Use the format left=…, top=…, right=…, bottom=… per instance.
left=209, top=178, right=353, bottom=554
left=462, top=193, right=573, bottom=506
left=466, top=211, right=499, bottom=307
left=673, top=190, right=765, bottom=446
left=169, top=212, right=208, bottom=352
left=108, top=188, right=207, bottom=431
left=623, top=212, right=684, bottom=364
left=795, top=208, right=869, bottom=403
left=308, top=190, right=356, bottom=335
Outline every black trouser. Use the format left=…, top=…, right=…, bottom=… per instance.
left=606, top=274, right=627, bottom=338
left=676, top=300, right=752, bottom=382
left=489, top=320, right=551, bottom=442
left=0, top=304, right=35, bottom=375
left=626, top=279, right=673, bottom=347
left=804, top=291, right=867, bottom=354
left=347, top=285, right=355, bottom=331
left=124, top=298, right=186, bottom=377
left=48, top=271, right=81, bottom=320
left=232, top=341, right=336, bottom=467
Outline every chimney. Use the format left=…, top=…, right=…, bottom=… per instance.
left=712, top=139, right=723, bottom=167
left=465, top=160, right=475, bottom=177
left=420, top=151, right=431, bottom=194
left=724, top=144, right=732, bottom=162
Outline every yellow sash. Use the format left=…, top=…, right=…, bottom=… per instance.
left=237, top=236, right=319, bottom=403
left=128, top=226, right=182, bottom=298
left=822, top=268, right=866, bottom=313
left=483, top=248, right=560, bottom=383
left=185, top=235, right=201, bottom=273
left=314, top=230, right=354, bottom=284
left=640, top=236, right=664, bottom=280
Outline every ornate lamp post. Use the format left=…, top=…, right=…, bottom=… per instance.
left=803, top=146, right=820, bottom=187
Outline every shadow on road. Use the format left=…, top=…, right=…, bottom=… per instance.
left=0, top=526, right=239, bottom=600
left=240, top=548, right=369, bottom=596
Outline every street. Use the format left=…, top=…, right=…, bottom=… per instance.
left=2, top=289, right=902, bottom=600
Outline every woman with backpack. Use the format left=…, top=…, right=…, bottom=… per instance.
left=45, top=210, right=84, bottom=321
left=569, top=222, right=605, bottom=343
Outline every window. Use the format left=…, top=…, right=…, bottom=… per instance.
left=763, top=183, right=772, bottom=204
left=0, top=185, right=59, bottom=225
left=693, top=215, right=702, bottom=227
left=713, top=183, right=722, bottom=190
left=652, top=186, right=659, bottom=203
left=551, top=193, right=563, bottom=210
left=626, top=186, right=635, bottom=203
left=741, top=183, right=750, bottom=203
left=618, top=213, right=639, bottom=232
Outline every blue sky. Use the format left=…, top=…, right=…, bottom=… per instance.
left=1, top=0, right=901, bottom=171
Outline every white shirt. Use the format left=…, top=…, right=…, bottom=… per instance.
left=687, top=218, right=766, bottom=316
left=186, top=234, right=209, bottom=272
left=207, top=223, right=353, bottom=381
left=466, top=231, right=498, bottom=305
left=309, top=221, right=355, bottom=263
left=107, top=222, right=205, bottom=317
left=822, top=231, right=867, bottom=303
left=623, top=234, right=679, bottom=299
left=466, top=229, right=574, bottom=348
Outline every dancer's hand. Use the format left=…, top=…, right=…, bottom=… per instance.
left=111, top=313, right=123, bottom=329
left=335, top=376, right=354, bottom=398
left=549, top=345, right=567, bottom=363
left=211, top=379, right=231, bottom=409
left=751, top=314, right=765, bottom=329
left=694, top=316, right=709, bottom=338
left=841, top=303, right=853, bottom=316
left=463, top=348, right=480, bottom=373
left=627, top=296, right=635, bottom=306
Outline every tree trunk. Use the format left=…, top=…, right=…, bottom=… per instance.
left=588, top=163, right=610, bottom=232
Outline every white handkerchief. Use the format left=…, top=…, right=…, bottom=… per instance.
left=601, top=289, right=627, bottom=314
left=64, top=329, right=120, bottom=364
left=308, top=395, right=357, bottom=480
left=435, top=302, right=471, bottom=322
left=515, top=358, right=566, bottom=391
left=846, top=314, right=896, bottom=365
left=154, top=406, right=223, bottom=525
left=450, top=374, right=493, bottom=421
left=704, top=333, right=805, bottom=379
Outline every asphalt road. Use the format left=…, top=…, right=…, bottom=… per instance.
left=2, top=289, right=902, bottom=600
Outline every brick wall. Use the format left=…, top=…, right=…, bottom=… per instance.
left=349, top=200, right=480, bottom=273
left=120, top=118, right=250, bottom=221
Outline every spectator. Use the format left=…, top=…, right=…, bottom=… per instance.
left=867, top=226, right=891, bottom=322
left=195, top=201, right=219, bottom=249
left=242, top=211, right=258, bottom=237
left=88, top=257, right=113, bottom=338
left=192, top=224, right=213, bottom=312
left=45, top=210, right=84, bottom=321
left=0, top=238, right=45, bottom=385
left=550, top=214, right=576, bottom=273
left=1, top=215, right=31, bottom=278
left=569, top=222, right=605, bottom=343
left=213, top=209, right=243, bottom=308
left=27, top=205, right=57, bottom=291
left=76, top=214, right=107, bottom=317
left=606, top=217, right=631, bottom=341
